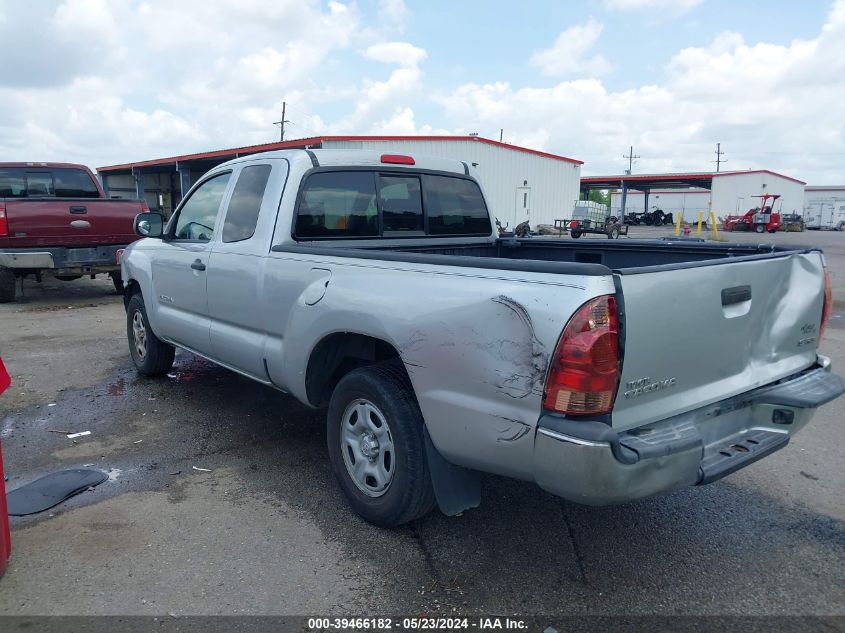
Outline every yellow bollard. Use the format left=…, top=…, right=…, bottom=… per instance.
left=696, top=212, right=703, bottom=236
left=710, top=211, right=719, bottom=239
left=675, top=210, right=682, bottom=236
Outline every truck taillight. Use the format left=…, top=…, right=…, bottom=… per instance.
left=544, top=295, right=621, bottom=416
left=380, top=154, right=415, bottom=165
left=140, top=200, right=150, bottom=212
left=0, top=203, right=7, bottom=237
left=821, top=269, right=833, bottom=340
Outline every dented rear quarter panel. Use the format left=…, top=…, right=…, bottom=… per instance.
left=262, top=251, right=616, bottom=481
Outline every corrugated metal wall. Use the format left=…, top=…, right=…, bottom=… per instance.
left=322, top=138, right=581, bottom=229
left=711, top=173, right=805, bottom=217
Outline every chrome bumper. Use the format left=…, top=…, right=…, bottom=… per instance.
left=0, top=252, right=55, bottom=268
left=533, top=358, right=845, bottom=506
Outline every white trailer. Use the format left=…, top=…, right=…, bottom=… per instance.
left=803, top=186, right=845, bottom=230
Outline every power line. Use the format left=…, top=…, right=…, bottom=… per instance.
left=712, top=142, right=727, bottom=172
left=623, top=146, right=640, bottom=174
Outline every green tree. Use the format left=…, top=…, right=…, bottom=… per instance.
left=586, top=189, right=611, bottom=208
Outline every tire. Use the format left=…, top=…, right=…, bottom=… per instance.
left=0, top=268, right=15, bottom=303
left=755, top=224, right=766, bottom=234
left=54, top=275, right=82, bottom=282
left=838, top=222, right=844, bottom=232
left=126, top=293, right=175, bottom=377
left=110, top=272, right=123, bottom=294
left=768, top=229, right=777, bottom=234
left=608, top=226, right=620, bottom=239
left=327, top=363, right=436, bottom=527
left=570, top=230, right=582, bottom=239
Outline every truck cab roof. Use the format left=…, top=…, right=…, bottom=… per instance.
left=214, top=149, right=470, bottom=176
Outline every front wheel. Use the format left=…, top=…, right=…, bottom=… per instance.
left=570, top=229, right=582, bottom=238
left=126, top=293, right=175, bottom=377
left=327, top=363, right=436, bottom=527
left=755, top=224, right=766, bottom=234
left=608, top=226, right=620, bottom=239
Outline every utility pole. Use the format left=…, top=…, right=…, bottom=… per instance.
left=499, top=128, right=504, bottom=142
left=712, top=142, right=727, bottom=172
left=623, top=146, right=640, bottom=175
left=273, top=102, right=290, bottom=142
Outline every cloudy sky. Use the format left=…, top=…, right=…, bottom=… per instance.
left=1, top=0, right=843, bottom=182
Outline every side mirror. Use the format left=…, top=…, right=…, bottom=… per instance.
left=134, top=212, right=164, bottom=238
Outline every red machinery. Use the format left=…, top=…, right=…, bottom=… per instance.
left=724, top=193, right=782, bottom=234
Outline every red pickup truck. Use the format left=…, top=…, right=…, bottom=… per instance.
left=0, top=162, right=147, bottom=302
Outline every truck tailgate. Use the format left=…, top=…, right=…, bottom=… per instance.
left=612, top=251, right=826, bottom=430
left=4, top=199, right=140, bottom=247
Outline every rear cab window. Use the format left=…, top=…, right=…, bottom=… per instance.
left=0, top=168, right=99, bottom=198
left=293, top=169, right=491, bottom=240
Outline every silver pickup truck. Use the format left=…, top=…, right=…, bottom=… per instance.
left=120, top=149, right=845, bottom=526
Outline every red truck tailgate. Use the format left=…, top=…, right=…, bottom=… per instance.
left=3, top=198, right=140, bottom=247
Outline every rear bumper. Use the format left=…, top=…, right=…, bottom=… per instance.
left=0, top=245, right=126, bottom=274
left=533, top=356, right=845, bottom=505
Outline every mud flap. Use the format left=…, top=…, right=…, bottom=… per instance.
left=423, top=427, right=481, bottom=516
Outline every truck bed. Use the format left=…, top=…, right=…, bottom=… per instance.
left=276, top=238, right=814, bottom=275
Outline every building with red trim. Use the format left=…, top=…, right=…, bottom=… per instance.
left=97, top=135, right=583, bottom=228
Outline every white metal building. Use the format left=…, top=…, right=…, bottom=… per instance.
left=97, top=135, right=583, bottom=228
left=596, top=170, right=806, bottom=222
left=803, top=186, right=845, bottom=230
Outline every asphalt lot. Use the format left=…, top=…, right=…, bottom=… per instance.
left=0, top=227, right=843, bottom=618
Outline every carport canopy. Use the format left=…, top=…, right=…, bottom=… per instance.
left=580, top=172, right=717, bottom=215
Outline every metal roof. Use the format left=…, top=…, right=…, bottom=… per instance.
left=97, top=135, right=582, bottom=174
left=581, top=169, right=806, bottom=190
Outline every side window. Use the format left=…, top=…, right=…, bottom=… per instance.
left=52, top=168, right=100, bottom=198
left=424, top=175, right=492, bottom=235
left=222, top=164, right=272, bottom=243
left=295, top=171, right=378, bottom=238
left=173, top=172, right=231, bottom=241
left=26, top=172, right=54, bottom=197
left=379, top=175, right=423, bottom=233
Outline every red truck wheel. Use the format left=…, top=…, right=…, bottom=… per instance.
left=0, top=269, right=15, bottom=304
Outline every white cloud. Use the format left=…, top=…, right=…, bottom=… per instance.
left=603, top=0, right=703, bottom=13
left=530, top=18, right=611, bottom=77
left=379, top=0, right=409, bottom=26
left=364, top=42, right=428, bottom=68
left=438, top=0, right=845, bottom=183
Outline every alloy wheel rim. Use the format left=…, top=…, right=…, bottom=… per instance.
left=132, top=310, right=147, bottom=359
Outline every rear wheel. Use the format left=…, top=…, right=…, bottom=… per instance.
left=327, top=363, right=436, bottom=527
left=0, top=268, right=15, bottom=303
left=755, top=224, right=766, bottom=234
left=126, top=293, right=175, bottom=377
left=570, top=229, right=582, bottom=238
left=110, top=272, right=123, bottom=294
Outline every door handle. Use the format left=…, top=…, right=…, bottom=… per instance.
left=69, top=206, right=87, bottom=214
left=190, top=259, right=206, bottom=271
left=721, top=285, right=751, bottom=306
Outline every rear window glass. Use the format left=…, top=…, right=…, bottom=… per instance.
left=295, top=172, right=378, bottom=238
left=379, top=175, right=423, bottom=233
left=222, top=164, right=272, bottom=243
left=424, top=175, right=491, bottom=235
left=0, top=168, right=99, bottom=198
left=293, top=170, right=491, bottom=240
left=53, top=168, right=100, bottom=198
